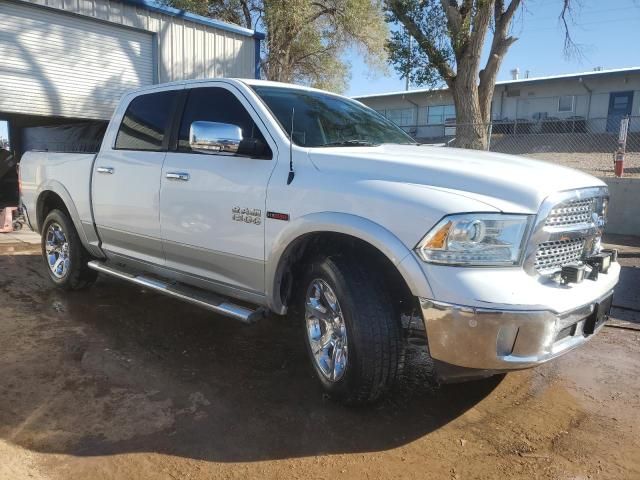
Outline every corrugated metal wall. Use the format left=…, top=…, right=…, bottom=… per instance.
left=1, top=0, right=257, bottom=120
left=18, top=0, right=257, bottom=82
left=0, top=0, right=154, bottom=119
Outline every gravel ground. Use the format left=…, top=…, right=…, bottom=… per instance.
left=0, top=236, right=638, bottom=480
left=488, top=132, right=640, bottom=178
left=418, top=132, right=640, bottom=177
left=521, top=152, right=640, bottom=178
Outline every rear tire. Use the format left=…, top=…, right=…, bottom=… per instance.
left=41, top=209, right=97, bottom=290
left=301, top=255, right=402, bottom=405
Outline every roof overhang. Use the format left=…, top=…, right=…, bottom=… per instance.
left=120, top=0, right=265, bottom=39
left=353, top=66, right=640, bottom=100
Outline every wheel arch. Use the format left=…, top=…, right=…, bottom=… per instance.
left=35, top=182, right=91, bottom=250
left=266, top=212, right=432, bottom=315
left=36, top=189, right=70, bottom=233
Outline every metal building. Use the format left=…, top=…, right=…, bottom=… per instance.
left=0, top=0, right=262, bottom=121
left=0, top=0, right=263, bottom=205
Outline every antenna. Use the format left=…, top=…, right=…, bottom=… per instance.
left=287, top=107, right=295, bottom=185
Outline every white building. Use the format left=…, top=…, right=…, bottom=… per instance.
left=354, top=67, right=640, bottom=139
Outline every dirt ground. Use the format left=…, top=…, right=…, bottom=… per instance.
left=0, top=237, right=639, bottom=480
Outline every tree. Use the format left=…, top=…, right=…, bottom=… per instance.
left=164, top=0, right=388, bottom=93
left=386, top=0, right=575, bottom=149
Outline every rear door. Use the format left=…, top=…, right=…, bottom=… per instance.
left=160, top=84, right=277, bottom=295
left=92, top=88, right=181, bottom=265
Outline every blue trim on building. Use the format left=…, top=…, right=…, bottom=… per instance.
left=120, top=0, right=265, bottom=39
left=254, top=37, right=262, bottom=79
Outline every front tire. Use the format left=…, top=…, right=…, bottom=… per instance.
left=41, top=209, right=97, bottom=290
left=301, top=255, right=402, bottom=405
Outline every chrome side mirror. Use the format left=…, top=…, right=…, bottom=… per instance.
left=189, top=121, right=243, bottom=154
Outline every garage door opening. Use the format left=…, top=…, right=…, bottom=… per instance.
left=0, top=114, right=108, bottom=208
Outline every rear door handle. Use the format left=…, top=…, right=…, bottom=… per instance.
left=166, top=172, right=190, bottom=181
left=96, top=166, right=114, bottom=174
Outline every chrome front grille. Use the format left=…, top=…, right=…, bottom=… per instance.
left=526, top=187, right=608, bottom=277
left=534, top=238, right=586, bottom=274
left=545, top=198, right=595, bottom=228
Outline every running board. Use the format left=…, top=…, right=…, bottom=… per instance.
left=87, top=260, right=265, bottom=324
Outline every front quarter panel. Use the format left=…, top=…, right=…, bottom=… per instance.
left=264, top=211, right=432, bottom=314
left=264, top=155, right=505, bottom=313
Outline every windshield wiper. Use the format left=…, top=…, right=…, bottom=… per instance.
left=320, top=139, right=379, bottom=147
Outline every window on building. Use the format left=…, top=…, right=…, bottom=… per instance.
left=178, top=87, right=269, bottom=155
left=427, top=106, right=443, bottom=125
left=386, top=108, right=415, bottom=126
left=427, top=105, right=456, bottom=125
left=558, top=95, right=575, bottom=112
left=115, top=90, right=178, bottom=151
left=444, top=105, right=456, bottom=123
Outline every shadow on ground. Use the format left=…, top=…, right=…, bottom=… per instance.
left=0, top=254, right=502, bottom=463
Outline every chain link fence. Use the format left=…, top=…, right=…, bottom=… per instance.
left=400, top=116, right=640, bottom=178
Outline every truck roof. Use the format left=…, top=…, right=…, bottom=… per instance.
left=123, top=78, right=347, bottom=99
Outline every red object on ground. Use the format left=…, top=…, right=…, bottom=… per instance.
left=614, top=151, right=625, bottom=177
left=0, top=207, right=18, bottom=233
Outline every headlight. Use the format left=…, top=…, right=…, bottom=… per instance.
left=415, top=213, right=532, bottom=266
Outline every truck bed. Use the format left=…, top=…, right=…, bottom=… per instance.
left=20, top=151, right=97, bottom=232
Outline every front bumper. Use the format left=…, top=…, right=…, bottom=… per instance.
left=420, top=289, right=614, bottom=372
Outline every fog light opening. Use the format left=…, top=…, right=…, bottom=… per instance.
left=496, top=325, right=519, bottom=357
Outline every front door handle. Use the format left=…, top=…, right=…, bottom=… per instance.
left=96, top=166, right=114, bottom=174
left=166, top=172, right=190, bottom=181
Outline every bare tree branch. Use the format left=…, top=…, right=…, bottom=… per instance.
left=559, top=0, right=583, bottom=60
left=240, top=0, right=252, bottom=29
left=441, top=0, right=462, bottom=40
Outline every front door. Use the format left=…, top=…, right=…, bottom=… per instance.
left=160, top=84, right=277, bottom=296
left=607, top=91, right=634, bottom=132
left=92, top=88, right=180, bottom=265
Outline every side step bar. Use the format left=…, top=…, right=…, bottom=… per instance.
left=87, top=260, right=266, bottom=324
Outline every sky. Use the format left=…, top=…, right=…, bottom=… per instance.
left=346, top=0, right=640, bottom=97
left=0, top=121, right=8, bottom=143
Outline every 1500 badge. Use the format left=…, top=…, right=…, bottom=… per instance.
left=232, top=206, right=262, bottom=225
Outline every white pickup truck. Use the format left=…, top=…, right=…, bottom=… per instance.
left=20, top=79, right=619, bottom=404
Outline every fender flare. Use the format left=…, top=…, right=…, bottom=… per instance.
left=265, top=212, right=432, bottom=314
left=35, top=180, right=97, bottom=256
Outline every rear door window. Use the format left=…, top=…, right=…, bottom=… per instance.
left=115, top=90, right=178, bottom=151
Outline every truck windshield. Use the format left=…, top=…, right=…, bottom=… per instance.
left=251, top=85, right=416, bottom=148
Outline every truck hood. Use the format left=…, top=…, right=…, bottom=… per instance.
left=307, top=144, right=606, bottom=213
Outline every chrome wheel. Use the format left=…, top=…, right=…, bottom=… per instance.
left=45, top=222, right=70, bottom=279
left=305, top=279, right=348, bottom=382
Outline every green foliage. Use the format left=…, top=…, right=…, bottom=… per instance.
left=386, top=0, right=531, bottom=148
left=164, top=0, right=257, bottom=26
left=263, top=0, right=388, bottom=92
left=385, top=0, right=454, bottom=88
left=386, top=1, right=451, bottom=88
left=162, top=0, right=388, bottom=93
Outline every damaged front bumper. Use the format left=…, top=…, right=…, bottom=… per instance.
left=420, top=289, right=615, bottom=381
